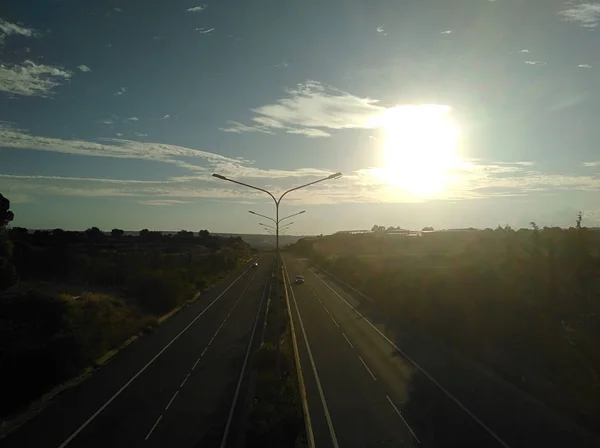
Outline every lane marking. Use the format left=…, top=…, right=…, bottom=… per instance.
left=180, top=373, right=190, bottom=388
left=358, top=356, right=377, bottom=381
left=283, top=259, right=339, bottom=448
left=200, top=347, right=207, bottom=357
left=144, top=414, right=163, bottom=441
left=330, top=316, right=339, bottom=328
left=342, top=333, right=354, bottom=348
left=192, top=357, right=201, bottom=370
left=208, top=336, right=215, bottom=346
left=304, top=260, right=511, bottom=448
left=165, top=391, right=179, bottom=411
left=219, top=268, right=271, bottom=448
left=57, top=260, right=259, bottom=448
left=386, top=395, right=421, bottom=444
left=323, top=306, right=330, bottom=315
left=213, top=329, right=220, bottom=337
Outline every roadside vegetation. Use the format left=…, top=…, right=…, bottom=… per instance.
left=288, top=216, right=600, bottom=433
left=0, top=193, right=252, bottom=421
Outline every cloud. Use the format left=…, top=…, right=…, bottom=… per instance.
left=186, top=5, right=206, bottom=12
left=519, top=49, right=530, bottom=53
left=219, top=120, right=274, bottom=134
left=376, top=26, right=386, bottom=35
left=583, top=161, right=600, bottom=167
left=126, top=117, right=139, bottom=122
left=162, top=114, right=171, bottom=120
left=134, top=132, right=148, bottom=137
left=113, top=7, right=122, bottom=13
left=578, top=64, right=592, bottom=68
left=0, top=60, right=72, bottom=97
left=0, top=18, right=37, bottom=43
left=441, top=30, right=452, bottom=34
left=559, top=3, right=600, bottom=28
left=77, top=65, right=91, bottom=72
left=115, top=87, right=127, bottom=95
left=138, top=199, right=192, bottom=206
left=194, top=27, right=214, bottom=34
left=286, top=128, right=331, bottom=138
left=525, top=60, right=546, bottom=65
left=116, top=133, right=123, bottom=137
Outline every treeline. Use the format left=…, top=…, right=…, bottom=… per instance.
left=289, top=217, right=600, bottom=433
left=0, top=193, right=252, bottom=420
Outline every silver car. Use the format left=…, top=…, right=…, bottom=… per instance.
left=295, top=275, right=305, bottom=284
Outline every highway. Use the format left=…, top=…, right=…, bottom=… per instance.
left=1, top=255, right=274, bottom=448
left=283, top=253, right=599, bottom=448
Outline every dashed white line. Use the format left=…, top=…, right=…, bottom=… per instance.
left=331, top=316, right=339, bottom=327
left=386, top=395, right=421, bottom=444
left=358, top=356, right=377, bottom=381
left=323, top=306, right=330, bottom=315
left=57, top=261, right=258, bottom=448
left=200, top=347, right=208, bottom=357
left=306, top=261, right=511, bottom=448
left=165, top=391, right=179, bottom=411
left=208, top=336, right=215, bottom=346
left=192, top=357, right=201, bottom=370
left=342, top=332, right=354, bottom=348
left=180, top=373, right=190, bottom=388
left=145, top=414, right=163, bottom=440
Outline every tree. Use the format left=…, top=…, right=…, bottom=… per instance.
left=111, top=228, right=125, bottom=238
left=139, top=229, right=150, bottom=237
left=422, top=226, right=434, bottom=232
left=198, top=229, right=210, bottom=238
left=85, top=227, right=103, bottom=239
left=0, top=193, right=14, bottom=229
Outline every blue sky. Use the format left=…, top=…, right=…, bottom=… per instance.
left=1, top=0, right=600, bottom=234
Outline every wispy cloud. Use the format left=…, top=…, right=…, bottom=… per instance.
left=138, top=199, right=192, bottom=206
left=115, top=87, right=127, bottom=95
left=194, top=27, right=214, bottom=34
left=126, top=116, right=139, bottom=122
left=286, top=128, right=331, bottom=138
left=583, top=161, right=600, bottom=167
left=77, top=65, right=91, bottom=72
left=0, top=60, right=72, bottom=97
left=578, top=64, right=592, bottom=68
left=559, top=3, right=600, bottom=28
left=219, top=120, right=274, bottom=134
left=134, top=132, right=148, bottom=137
left=441, top=30, right=452, bottom=34
left=162, top=114, right=171, bottom=120
left=376, top=26, right=387, bottom=35
left=0, top=18, right=37, bottom=43
left=519, top=49, right=530, bottom=53
left=525, top=60, right=546, bottom=65
left=186, top=5, right=206, bottom=12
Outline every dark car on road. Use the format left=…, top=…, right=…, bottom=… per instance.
left=295, top=275, right=305, bottom=284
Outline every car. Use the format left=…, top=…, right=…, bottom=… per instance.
left=295, top=275, right=305, bottom=284
left=252, top=262, right=258, bottom=268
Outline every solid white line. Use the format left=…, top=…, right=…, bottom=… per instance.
left=200, top=347, right=207, bottom=357
left=331, top=316, right=339, bottom=328
left=219, top=268, right=270, bottom=448
left=386, top=395, right=421, bottom=444
left=283, top=259, right=339, bottom=448
left=213, top=329, right=220, bottom=337
left=144, top=414, right=163, bottom=440
left=192, top=357, right=201, bottom=370
left=180, top=373, right=190, bottom=388
left=57, top=261, right=258, bottom=448
left=165, top=391, right=179, bottom=411
left=208, top=336, right=215, bottom=346
left=342, top=333, right=354, bottom=348
left=358, top=356, right=377, bottom=381
left=306, top=262, right=511, bottom=448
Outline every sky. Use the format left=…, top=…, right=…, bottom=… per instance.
left=1, top=0, right=600, bottom=235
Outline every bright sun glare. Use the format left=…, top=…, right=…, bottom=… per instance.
left=376, top=105, right=461, bottom=197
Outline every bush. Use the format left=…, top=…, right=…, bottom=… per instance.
left=131, top=270, right=195, bottom=315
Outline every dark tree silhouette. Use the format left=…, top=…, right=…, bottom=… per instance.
left=0, top=193, right=14, bottom=228
left=111, top=228, right=125, bottom=238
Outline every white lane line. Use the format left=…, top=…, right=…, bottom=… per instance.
left=323, top=306, right=330, bottom=315
left=342, top=332, right=354, bottom=348
left=208, top=336, right=215, bottom=346
left=386, top=395, right=421, bottom=444
left=165, top=391, right=179, bottom=411
left=306, top=262, right=511, bottom=448
left=283, top=259, right=340, bottom=448
left=200, top=347, right=208, bottom=357
left=213, top=329, right=220, bottom=337
left=358, top=356, right=377, bottom=381
left=180, top=373, right=190, bottom=388
left=192, top=357, right=201, bottom=370
left=219, top=268, right=271, bottom=448
left=144, top=414, right=163, bottom=441
left=57, top=260, right=259, bottom=448
left=331, top=316, right=339, bottom=328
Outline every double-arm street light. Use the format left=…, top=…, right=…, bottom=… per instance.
left=212, top=172, right=342, bottom=273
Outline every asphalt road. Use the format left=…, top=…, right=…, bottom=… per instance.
left=1, top=255, right=274, bottom=448
left=283, top=253, right=599, bottom=448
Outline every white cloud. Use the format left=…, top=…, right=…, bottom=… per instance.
left=162, top=114, right=171, bottom=120
left=115, top=87, right=127, bottom=95
left=559, top=3, right=600, bottom=28
left=134, top=132, right=148, bottom=137
left=519, top=49, right=530, bottom=53
left=77, top=65, right=91, bottom=72
left=116, top=133, right=123, bottom=137
left=583, top=161, right=600, bottom=167
left=0, top=18, right=37, bottom=43
left=186, top=5, right=206, bottom=12
left=286, top=128, right=331, bottom=138
left=138, top=200, right=192, bottom=206
left=219, top=120, right=274, bottom=134
left=578, top=64, right=592, bottom=68
left=525, top=60, right=546, bottom=65
left=194, top=27, right=214, bottom=34
left=376, top=26, right=386, bottom=35
left=0, top=60, right=72, bottom=97
left=441, top=30, right=452, bottom=34
left=126, top=117, right=139, bottom=122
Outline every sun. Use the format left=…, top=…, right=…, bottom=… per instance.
left=376, top=105, right=460, bottom=197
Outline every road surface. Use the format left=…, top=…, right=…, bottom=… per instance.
left=1, top=256, right=273, bottom=448
left=283, top=253, right=599, bottom=448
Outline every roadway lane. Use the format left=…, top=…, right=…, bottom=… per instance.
left=284, top=254, right=599, bottom=448
left=1, top=256, right=273, bottom=448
